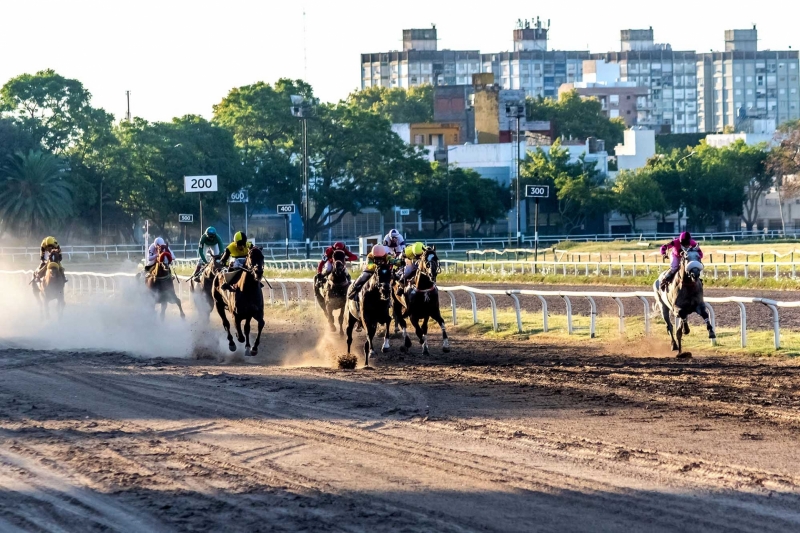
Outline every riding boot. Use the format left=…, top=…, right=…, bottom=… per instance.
left=221, top=282, right=235, bottom=292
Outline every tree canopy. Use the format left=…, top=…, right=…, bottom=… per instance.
left=346, top=85, right=434, bottom=124
left=526, top=90, right=625, bottom=151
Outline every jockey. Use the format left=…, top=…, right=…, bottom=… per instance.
left=191, top=226, right=224, bottom=279
left=315, top=241, right=358, bottom=288
left=347, top=245, right=401, bottom=300
left=660, top=231, right=703, bottom=290
left=401, top=241, right=427, bottom=283
left=382, top=229, right=406, bottom=257
left=219, top=231, right=253, bottom=270
left=35, top=236, right=65, bottom=282
left=145, top=237, right=173, bottom=276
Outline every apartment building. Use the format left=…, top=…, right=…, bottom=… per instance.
left=560, top=61, right=650, bottom=126
left=696, top=27, right=800, bottom=133
left=361, top=27, right=480, bottom=89
left=591, top=29, right=699, bottom=133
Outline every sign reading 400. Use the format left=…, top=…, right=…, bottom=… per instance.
left=184, top=175, right=218, bottom=193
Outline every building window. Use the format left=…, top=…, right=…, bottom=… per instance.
left=746, top=76, right=753, bottom=82
left=735, top=76, right=742, bottom=82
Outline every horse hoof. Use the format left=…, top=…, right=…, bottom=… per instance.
left=676, top=352, right=692, bottom=359
left=237, top=335, right=245, bottom=343
left=442, top=347, right=451, bottom=353
left=244, top=347, right=252, bottom=357
left=671, top=343, right=679, bottom=351
left=423, top=348, right=430, bottom=356
left=362, top=365, right=375, bottom=371
left=399, top=346, right=407, bottom=353
left=330, top=325, right=337, bottom=333
left=404, top=337, right=412, bottom=349
left=683, top=325, right=691, bottom=335
left=251, top=348, right=258, bottom=356
left=228, top=343, right=236, bottom=352
left=381, top=347, right=389, bottom=353
left=708, top=332, right=717, bottom=340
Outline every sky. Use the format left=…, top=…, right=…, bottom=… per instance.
left=1, top=0, right=798, bottom=123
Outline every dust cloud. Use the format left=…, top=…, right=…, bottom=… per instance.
left=0, top=274, right=229, bottom=359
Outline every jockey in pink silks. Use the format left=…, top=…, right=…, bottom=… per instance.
left=660, top=231, right=703, bottom=290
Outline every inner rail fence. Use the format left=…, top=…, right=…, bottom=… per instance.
left=1, top=270, right=796, bottom=351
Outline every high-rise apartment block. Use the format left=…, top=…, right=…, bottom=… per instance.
left=361, top=23, right=800, bottom=135
left=590, top=28, right=698, bottom=133
left=360, top=27, right=480, bottom=89
left=696, top=27, right=800, bottom=133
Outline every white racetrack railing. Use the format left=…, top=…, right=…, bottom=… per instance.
left=0, top=271, right=794, bottom=351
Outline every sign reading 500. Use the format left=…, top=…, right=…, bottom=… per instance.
left=184, top=175, right=218, bottom=193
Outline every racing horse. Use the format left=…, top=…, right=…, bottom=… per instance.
left=345, top=263, right=394, bottom=368
left=212, top=246, right=266, bottom=356
left=392, top=246, right=450, bottom=355
left=190, top=253, right=222, bottom=320
left=145, top=251, right=186, bottom=320
left=33, top=250, right=66, bottom=318
left=314, top=249, right=351, bottom=334
left=654, top=246, right=716, bottom=358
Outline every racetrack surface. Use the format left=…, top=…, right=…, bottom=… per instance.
left=2, top=318, right=800, bottom=532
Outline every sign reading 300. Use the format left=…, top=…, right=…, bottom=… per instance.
left=184, top=175, right=218, bottom=193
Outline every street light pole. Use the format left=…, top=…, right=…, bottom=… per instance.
left=291, top=95, right=312, bottom=258
left=506, top=103, right=525, bottom=248
left=515, top=113, right=521, bottom=248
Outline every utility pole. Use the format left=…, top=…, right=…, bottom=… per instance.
left=291, top=95, right=312, bottom=258
left=125, top=91, right=131, bottom=122
left=506, top=103, right=525, bottom=248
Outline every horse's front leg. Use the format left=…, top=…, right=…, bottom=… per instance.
left=251, top=313, right=265, bottom=356
left=243, top=318, right=252, bottom=356
left=364, top=321, right=378, bottom=368
left=697, top=304, right=716, bottom=340
left=215, top=299, right=235, bottom=351
left=173, top=294, right=186, bottom=319
left=382, top=322, right=391, bottom=353
left=160, top=302, right=167, bottom=321
left=421, top=316, right=430, bottom=356
left=661, top=303, right=678, bottom=351
left=234, top=317, right=245, bottom=343
left=346, top=312, right=357, bottom=355
left=325, top=302, right=336, bottom=333
left=675, top=314, right=685, bottom=356
left=431, top=307, right=450, bottom=353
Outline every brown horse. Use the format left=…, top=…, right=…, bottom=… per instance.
left=145, top=252, right=185, bottom=320
left=314, top=250, right=351, bottom=335
left=33, top=250, right=66, bottom=318
left=190, top=254, right=222, bottom=321
left=212, top=246, right=265, bottom=356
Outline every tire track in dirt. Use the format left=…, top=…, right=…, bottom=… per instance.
left=28, top=363, right=800, bottom=533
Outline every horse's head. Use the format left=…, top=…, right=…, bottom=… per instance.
left=418, top=246, right=440, bottom=284
left=371, top=264, right=393, bottom=301
left=49, top=250, right=62, bottom=263
left=246, top=246, right=265, bottom=280
left=330, top=250, right=348, bottom=280
left=681, top=247, right=704, bottom=283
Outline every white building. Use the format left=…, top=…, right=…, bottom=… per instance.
left=614, top=128, right=656, bottom=171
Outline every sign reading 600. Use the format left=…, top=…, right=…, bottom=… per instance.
left=184, top=175, right=218, bottom=193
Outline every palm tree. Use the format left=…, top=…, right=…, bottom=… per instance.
left=0, top=150, right=74, bottom=237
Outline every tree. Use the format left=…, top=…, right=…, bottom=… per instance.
left=519, top=139, right=612, bottom=234
left=346, top=85, right=434, bottom=124
left=414, top=164, right=510, bottom=236
left=526, top=90, right=625, bottom=150
left=0, top=150, right=73, bottom=236
left=112, top=116, right=244, bottom=235
left=0, top=69, right=111, bottom=155
left=718, top=140, right=769, bottom=232
left=612, top=168, right=666, bottom=231
left=304, top=102, right=431, bottom=237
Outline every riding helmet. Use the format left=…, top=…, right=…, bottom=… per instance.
left=679, top=231, right=691, bottom=245
left=206, top=226, right=216, bottom=236
left=371, top=244, right=387, bottom=258
left=333, top=241, right=346, bottom=251
left=43, top=236, right=58, bottom=247
left=234, top=231, right=247, bottom=244
left=154, top=237, right=166, bottom=246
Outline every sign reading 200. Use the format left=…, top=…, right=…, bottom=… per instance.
left=184, top=175, right=218, bottom=193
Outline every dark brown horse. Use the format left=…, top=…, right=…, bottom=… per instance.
left=145, top=252, right=185, bottom=320
left=190, top=254, right=222, bottom=320
left=212, top=246, right=265, bottom=356
left=345, top=263, right=393, bottom=368
left=654, top=247, right=715, bottom=358
left=33, top=250, right=66, bottom=318
left=392, top=247, right=450, bottom=355
left=314, top=250, right=351, bottom=334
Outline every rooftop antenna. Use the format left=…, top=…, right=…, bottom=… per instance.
left=125, top=90, right=131, bottom=122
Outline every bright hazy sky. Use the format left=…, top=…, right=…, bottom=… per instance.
left=2, top=0, right=797, bottom=123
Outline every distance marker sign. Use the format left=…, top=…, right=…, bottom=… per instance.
left=277, top=204, right=296, bottom=214
left=525, top=185, right=550, bottom=198
left=184, top=175, right=218, bottom=193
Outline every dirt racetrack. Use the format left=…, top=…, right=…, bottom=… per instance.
left=3, top=314, right=800, bottom=532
